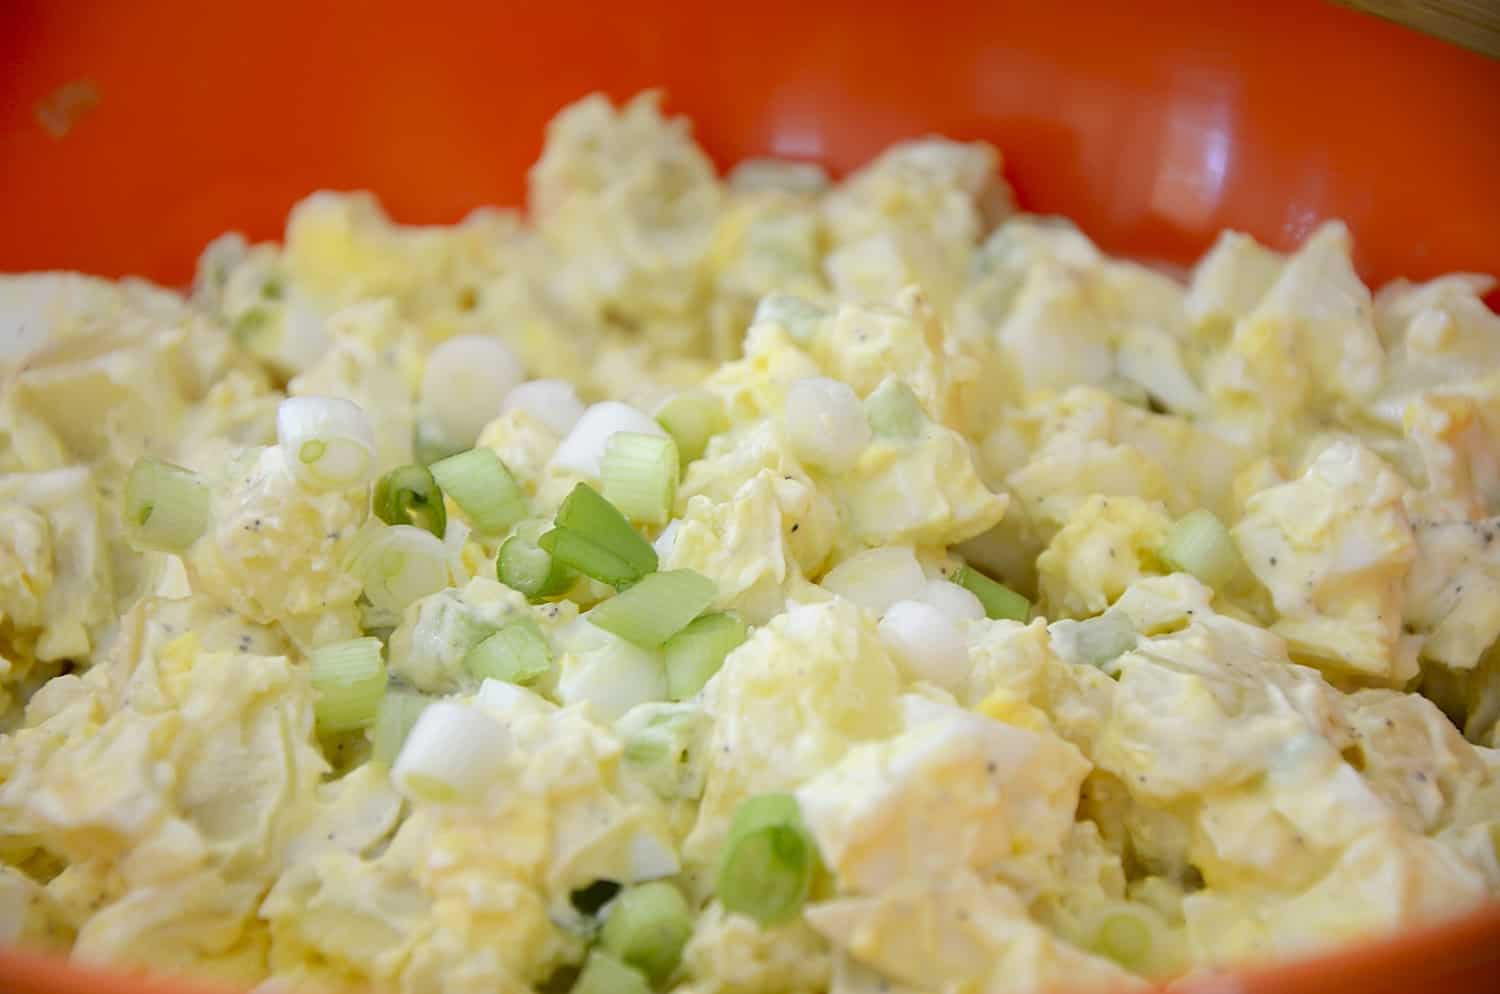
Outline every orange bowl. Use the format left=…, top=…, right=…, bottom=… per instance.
left=3, top=2, right=1500, bottom=993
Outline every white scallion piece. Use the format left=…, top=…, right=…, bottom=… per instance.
left=276, top=395, right=377, bottom=493
left=783, top=377, right=870, bottom=472
left=123, top=457, right=211, bottom=553
left=502, top=379, right=587, bottom=437
left=553, top=618, right=668, bottom=722
left=919, top=578, right=986, bottom=622
left=553, top=402, right=668, bottom=479
left=652, top=520, right=682, bottom=562
left=391, top=700, right=510, bottom=803
left=878, top=600, right=971, bottom=691
left=820, top=546, right=925, bottom=615
left=475, top=677, right=555, bottom=720
left=353, top=524, right=452, bottom=614
left=420, top=334, right=524, bottom=447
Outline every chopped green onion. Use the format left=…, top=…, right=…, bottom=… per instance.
left=554, top=482, right=658, bottom=571
left=124, top=457, right=211, bottom=554
left=353, top=524, right=452, bottom=613
left=554, top=402, right=668, bottom=479
left=1160, top=509, right=1244, bottom=589
left=544, top=483, right=657, bottom=588
left=664, top=612, right=747, bottom=700
left=600, top=881, right=694, bottom=983
left=588, top=570, right=717, bottom=649
left=464, top=619, right=552, bottom=685
left=359, top=598, right=403, bottom=635
left=429, top=448, right=528, bottom=535
left=602, top=432, right=680, bottom=526
left=310, top=637, right=387, bottom=733
left=277, top=396, right=377, bottom=493
left=620, top=704, right=710, bottom=800
left=371, top=687, right=433, bottom=766
left=863, top=379, right=925, bottom=439
left=655, top=389, right=729, bottom=463
left=717, top=793, right=818, bottom=926
left=569, top=950, right=651, bottom=994
left=539, top=528, right=639, bottom=591
left=1092, top=908, right=1155, bottom=971
left=956, top=566, right=1031, bottom=622
left=498, top=519, right=578, bottom=599
left=1071, top=613, right=1138, bottom=668
left=374, top=465, right=448, bottom=538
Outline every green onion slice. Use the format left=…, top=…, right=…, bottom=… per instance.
left=310, top=637, right=388, bottom=733
left=600, top=881, right=694, bottom=983
left=497, top=519, right=577, bottom=599
left=463, top=619, right=552, bottom=685
left=428, top=448, right=528, bottom=536
left=352, top=524, right=452, bottom=613
left=602, top=432, right=680, bottom=526
left=655, top=389, right=729, bottom=464
left=1072, top=613, right=1138, bottom=668
left=1092, top=907, right=1156, bottom=971
left=371, top=687, right=433, bottom=766
left=124, top=457, right=211, bottom=553
left=1159, top=508, right=1244, bottom=589
left=588, top=569, right=717, bottom=649
left=664, top=612, right=747, bottom=700
left=540, top=528, right=638, bottom=591
left=544, top=483, right=657, bottom=588
left=374, top=464, right=447, bottom=538
left=863, top=379, right=925, bottom=439
left=620, top=704, right=710, bottom=800
left=956, top=565, right=1031, bottom=622
left=716, top=793, right=819, bottom=926
left=568, top=950, right=652, bottom=994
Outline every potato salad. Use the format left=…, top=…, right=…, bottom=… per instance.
left=2, top=91, right=1500, bottom=994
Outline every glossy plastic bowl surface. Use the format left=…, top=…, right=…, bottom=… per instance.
left=2, top=1, right=1500, bottom=993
